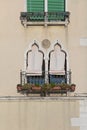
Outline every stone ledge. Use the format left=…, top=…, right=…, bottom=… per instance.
left=0, top=95, right=87, bottom=101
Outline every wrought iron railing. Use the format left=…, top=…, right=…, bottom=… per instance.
left=49, top=71, right=71, bottom=84
left=20, top=70, right=71, bottom=85
left=20, top=11, right=70, bottom=26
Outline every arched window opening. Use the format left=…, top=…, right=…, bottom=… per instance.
left=49, top=44, right=67, bottom=84
left=20, top=42, right=71, bottom=86
left=26, top=44, right=45, bottom=85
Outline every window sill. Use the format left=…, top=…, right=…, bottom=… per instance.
left=21, top=21, right=69, bottom=27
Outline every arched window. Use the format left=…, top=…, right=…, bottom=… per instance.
left=49, top=44, right=67, bottom=84
left=27, top=44, right=43, bottom=75
left=21, top=42, right=70, bottom=85
left=26, top=44, right=45, bottom=84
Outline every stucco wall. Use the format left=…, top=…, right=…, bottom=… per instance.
left=71, top=99, right=87, bottom=130
left=0, top=98, right=79, bottom=130
left=0, top=0, right=87, bottom=95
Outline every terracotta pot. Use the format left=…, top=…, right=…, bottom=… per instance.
left=71, top=84, right=76, bottom=92
left=52, top=86, right=61, bottom=90
left=32, top=86, right=41, bottom=90
left=17, top=84, right=22, bottom=92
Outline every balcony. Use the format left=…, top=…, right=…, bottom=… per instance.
left=16, top=70, right=77, bottom=97
left=20, top=11, right=70, bottom=27
left=20, top=70, right=71, bottom=85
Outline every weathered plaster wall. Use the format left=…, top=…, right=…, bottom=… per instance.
left=0, top=98, right=79, bottom=130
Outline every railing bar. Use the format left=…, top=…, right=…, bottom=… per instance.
left=20, top=11, right=70, bottom=23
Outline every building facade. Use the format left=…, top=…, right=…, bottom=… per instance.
left=0, top=0, right=87, bottom=130
left=0, top=0, right=87, bottom=96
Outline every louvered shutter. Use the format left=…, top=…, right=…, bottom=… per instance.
left=27, top=0, right=44, bottom=12
left=48, top=0, right=65, bottom=12
left=48, top=0, right=65, bottom=21
left=27, top=0, right=44, bottom=21
left=27, top=0, right=65, bottom=21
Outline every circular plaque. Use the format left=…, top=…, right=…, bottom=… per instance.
left=42, top=39, right=51, bottom=49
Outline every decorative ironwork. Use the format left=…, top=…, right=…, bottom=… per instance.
left=20, top=70, right=71, bottom=85
left=20, top=11, right=70, bottom=26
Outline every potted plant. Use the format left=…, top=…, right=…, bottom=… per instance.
left=17, top=84, right=22, bottom=92
left=21, top=83, right=32, bottom=95
left=51, top=83, right=61, bottom=90
left=16, top=82, right=76, bottom=96
left=31, top=84, right=41, bottom=93
left=22, top=83, right=32, bottom=90
left=70, top=84, right=76, bottom=92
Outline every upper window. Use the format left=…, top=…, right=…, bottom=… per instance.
left=20, top=0, right=70, bottom=26
left=27, top=0, right=65, bottom=12
left=26, top=0, right=65, bottom=21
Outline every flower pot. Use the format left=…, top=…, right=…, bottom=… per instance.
left=52, top=86, right=61, bottom=90
left=17, top=84, right=22, bottom=92
left=70, top=84, right=76, bottom=92
left=32, top=86, right=41, bottom=93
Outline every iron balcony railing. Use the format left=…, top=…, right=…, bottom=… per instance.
left=20, top=70, right=71, bottom=85
left=20, top=11, right=70, bottom=26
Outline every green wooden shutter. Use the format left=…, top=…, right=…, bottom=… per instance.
left=27, top=0, right=44, bottom=21
left=26, top=0, right=65, bottom=21
left=48, top=0, right=65, bottom=12
left=27, top=0, right=44, bottom=12
left=48, top=0, right=65, bottom=21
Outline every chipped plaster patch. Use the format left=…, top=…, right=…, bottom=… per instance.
left=71, top=100, right=87, bottom=130
left=80, top=38, right=87, bottom=46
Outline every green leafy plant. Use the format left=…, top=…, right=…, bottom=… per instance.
left=16, top=82, right=76, bottom=96
left=22, top=83, right=32, bottom=90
